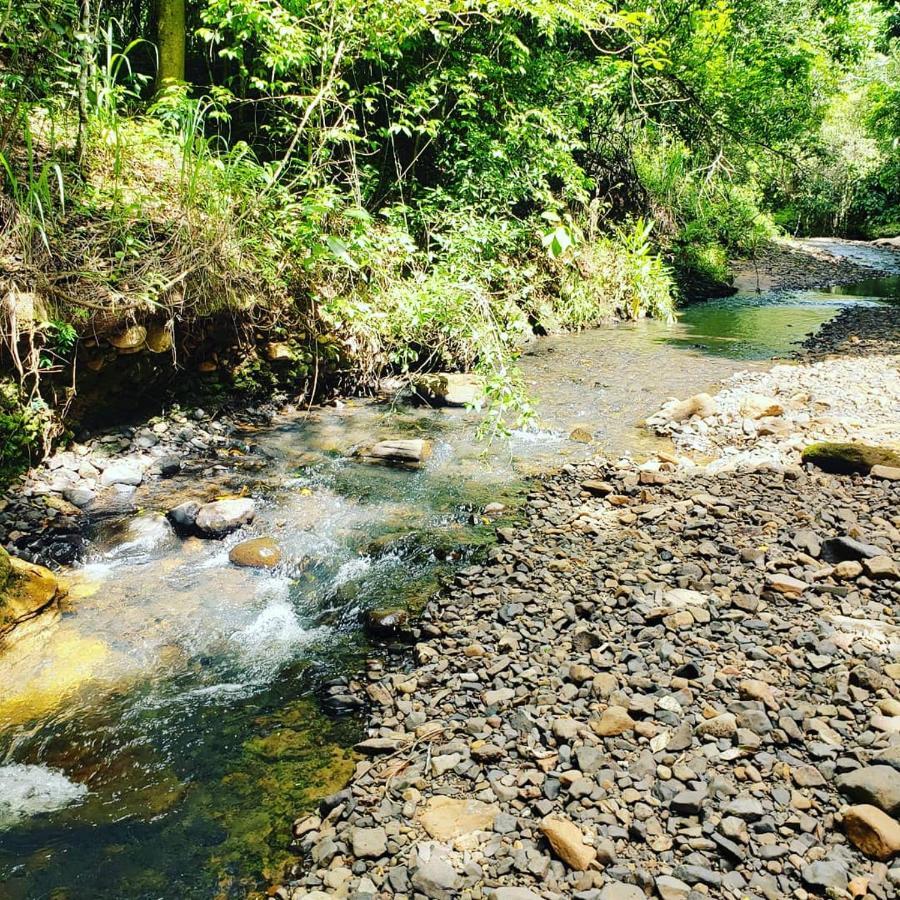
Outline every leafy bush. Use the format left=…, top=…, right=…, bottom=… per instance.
left=0, top=381, right=54, bottom=482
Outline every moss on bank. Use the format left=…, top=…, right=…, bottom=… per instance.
left=802, top=441, right=900, bottom=475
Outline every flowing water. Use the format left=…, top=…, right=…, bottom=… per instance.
left=1, top=262, right=899, bottom=899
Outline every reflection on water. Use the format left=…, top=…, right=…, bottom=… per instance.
left=1, top=270, right=898, bottom=898
left=668, top=277, right=900, bottom=360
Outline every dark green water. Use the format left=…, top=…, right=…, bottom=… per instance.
left=2, top=268, right=899, bottom=899
left=666, top=276, right=900, bottom=360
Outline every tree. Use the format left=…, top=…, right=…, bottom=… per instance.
left=157, top=0, right=185, bottom=87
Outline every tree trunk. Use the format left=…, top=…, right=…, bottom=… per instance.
left=75, top=0, right=93, bottom=165
left=156, top=0, right=185, bottom=89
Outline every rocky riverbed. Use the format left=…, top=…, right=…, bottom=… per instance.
left=732, top=238, right=900, bottom=293
left=274, top=332, right=900, bottom=900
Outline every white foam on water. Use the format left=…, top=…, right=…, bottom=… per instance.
left=230, top=580, right=322, bottom=677
left=0, top=764, right=88, bottom=829
left=104, top=514, right=177, bottom=560
left=332, top=556, right=372, bottom=587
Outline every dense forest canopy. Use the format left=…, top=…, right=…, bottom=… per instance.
left=0, top=0, right=899, bottom=468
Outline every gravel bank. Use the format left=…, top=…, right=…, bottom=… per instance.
left=732, top=239, right=900, bottom=292
left=647, top=356, right=900, bottom=475
left=801, top=306, right=900, bottom=359
left=278, top=446, right=899, bottom=900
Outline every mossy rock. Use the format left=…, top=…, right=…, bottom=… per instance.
left=801, top=442, right=900, bottom=475
left=0, top=546, right=62, bottom=641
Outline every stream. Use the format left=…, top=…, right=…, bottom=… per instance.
left=1, top=262, right=899, bottom=899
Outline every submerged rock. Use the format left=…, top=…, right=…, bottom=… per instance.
left=366, top=607, right=412, bottom=639
left=801, top=441, right=900, bottom=475
left=0, top=764, right=88, bottom=828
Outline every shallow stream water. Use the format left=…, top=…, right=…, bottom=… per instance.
left=1, top=262, right=898, bottom=899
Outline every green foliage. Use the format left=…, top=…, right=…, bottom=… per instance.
left=3, top=0, right=899, bottom=453
left=0, top=382, right=53, bottom=483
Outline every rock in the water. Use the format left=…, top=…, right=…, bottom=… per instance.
left=836, top=766, right=900, bottom=816
left=843, top=805, right=900, bottom=860
left=418, top=796, right=498, bottom=841
left=63, top=486, right=96, bottom=507
left=413, top=373, right=484, bottom=408
left=157, top=454, right=182, bottom=477
left=168, top=500, right=200, bottom=529
left=801, top=441, right=900, bottom=475
left=195, top=498, right=256, bottom=536
left=228, top=536, right=281, bottom=568
left=540, top=815, right=597, bottom=870
left=366, top=607, right=411, bottom=639
left=0, top=548, right=62, bottom=642
left=364, top=439, right=431, bottom=465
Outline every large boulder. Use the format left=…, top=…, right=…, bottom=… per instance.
left=195, top=498, right=256, bottom=537
left=0, top=547, right=63, bottom=645
left=801, top=441, right=900, bottom=475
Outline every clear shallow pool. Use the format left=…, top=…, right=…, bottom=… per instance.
left=667, top=276, right=900, bottom=360
left=1, top=268, right=898, bottom=899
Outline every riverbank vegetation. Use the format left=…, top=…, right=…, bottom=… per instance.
left=1, top=0, right=899, bottom=476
